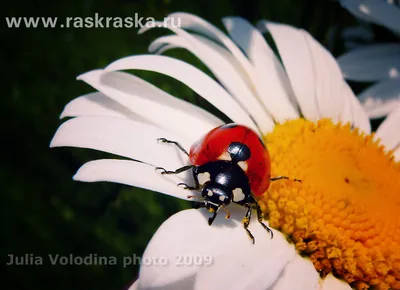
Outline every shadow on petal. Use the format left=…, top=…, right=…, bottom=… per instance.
left=139, top=274, right=196, bottom=290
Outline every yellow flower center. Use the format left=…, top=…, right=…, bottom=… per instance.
left=257, top=118, right=400, bottom=290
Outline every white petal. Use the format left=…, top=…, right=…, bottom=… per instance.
left=305, top=34, right=348, bottom=122
left=50, top=116, right=192, bottom=169
left=394, top=147, right=400, bottom=162
left=139, top=275, right=196, bottom=290
left=337, top=44, right=400, bottom=82
left=358, top=79, right=400, bottom=118
left=342, top=82, right=371, bottom=133
left=270, top=255, right=319, bottom=290
left=148, top=35, right=183, bottom=53
left=194, top=212, right=296, bottom=290
left=73, top=159, right=191, bottom=200
left=257, top=21, right=320, bottom=121
left=339, top=0, right=377, bottom=22
left=145, top=31, right=274, bottom=134
left=105, top=55, right=259, bottom=132
left=148, top=35, right=181, bottom=53
left=128, top=280, right=139, bottom=290
left=77, top=70, right=222, bottom=140
left=342, top=26, right=374, bottom=42
left=339, top=83, right=355, bottom=125
left=344, top=40, right=369, bottom=51
left=60, top=92, right=145, bottom=121
left=342, top=26, right=374, bottom=50
left=167, top=12, right=298, bottom=125
left=222, top=17, right=299, bottom=123
left=150, top=43, right=178, bottom=55
left=139, top=208, right=295, bottom=289
left=339, top=0, right=400, bottom=34
left=375, top=105, right=400, bottom=151
left=259, top=21, right=353, bottom=123
left=320, top=274, right=352, bottom=290
left=167, top=12, right=236, bottom=48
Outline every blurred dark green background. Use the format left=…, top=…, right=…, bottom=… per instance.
left=1, top=0, right=385, bottom=289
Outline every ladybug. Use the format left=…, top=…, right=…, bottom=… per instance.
left=156, top=123, right=299, bottom=244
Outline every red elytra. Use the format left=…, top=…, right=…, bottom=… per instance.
left=189, top=123, right=271, bottom=196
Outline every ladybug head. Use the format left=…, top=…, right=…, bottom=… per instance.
left=201, top=183, right=231, bottom=213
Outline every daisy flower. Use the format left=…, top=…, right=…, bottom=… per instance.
left=338, top=0, right=400, bottom=118
left=50, top=12, right=400, bottom=290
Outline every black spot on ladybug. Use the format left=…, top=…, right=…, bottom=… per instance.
left=222, top=123, right=238, bottom=129
left=204, top=143, right=213, bottom=160
left=228, top=142, right=251, bottom=162
left=258, top=136, right=266, bottom=148
left=344, top=177, right=350, bottom=184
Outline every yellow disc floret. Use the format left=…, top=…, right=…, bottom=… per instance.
left=257, top=118, right=400, bottom=290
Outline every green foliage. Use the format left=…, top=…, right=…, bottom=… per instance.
left=2, top=0, right=364, bottom=289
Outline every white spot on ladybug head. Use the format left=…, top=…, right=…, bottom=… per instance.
left=197, top=172, right=211, bottom=185
left=229, top=145, right=240, bottom=155
left=216, top=174, right=227, bottom=184
left=219, top=195, right=225, bottom=202
left=232, top=188, right=245, bottom=202
left=218, top=151, right=232, bottom=161
left=207, top=189, right=213, bottom=197
left=238, top=161, right=248, bottom=172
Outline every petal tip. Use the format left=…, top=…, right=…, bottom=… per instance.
left=137, top=26, right=147, bottom=35
left=72, top=165, right=88, bottom=182
left=59, top=110, right=68, bottom=120
left=76, top=69, right=103, bottom=81
left=49, top=136, right=57, bottom=148
left=76, top=72, right=87, bottom=81
left=72, top=172, right=80, bottom=181
left=76, top=71, right=91, bottom=81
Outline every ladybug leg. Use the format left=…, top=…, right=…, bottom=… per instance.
left=208, top=211, right=218, bottom=226
left=270, top=176, right=301, bottom=183
left=177, top=168, right=200, bottom=191
left=256, top=203, right=273, bottom=239
left=243, top=204, right=255, bottom=244
left=156, top=138, right=189, bottom=156
left=177, top=173, right=200, bottom=191
left=155, top=165, right=194, bottom=175
left=193, top=203, right=222, bottom=225
left=192, top=203, right=225, bottom=223
left=178, top=183, right=199, bottom=190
